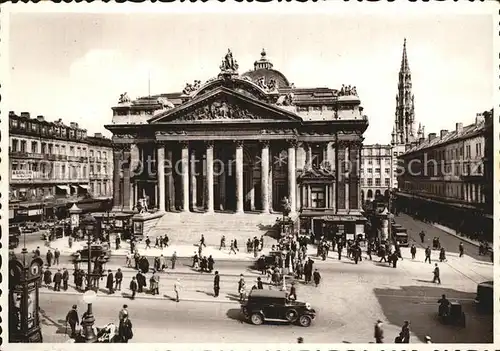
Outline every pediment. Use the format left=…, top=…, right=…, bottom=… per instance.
left=149, top=87, right=301, bottom=124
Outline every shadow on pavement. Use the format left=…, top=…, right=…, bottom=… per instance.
left=373, top=285, right=493, bottom=343
left=226, top=308, right=244, bottom=322
left=195, top=289, right=214, bottom=297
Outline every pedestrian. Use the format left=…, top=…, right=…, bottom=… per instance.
left=213, top=271, right=220, bottom=297
left=337, top=244, right=342, bottom=260
left=62, top=268, right=69, bottom=291
left=432, top=263, right=441, bottom=284
left=151, top=271, right=160, bottom=295
left=439, top=247, right=446, bottom=262
left=115, top=268, right=123, bottom=291
left=400, top=320, right=410, bottom=343
left=106, top=270, right=114, bottom=294
left=171, top=251, right=177, bottom=269
left=419, top=230, right=425, bottom=244
left=35, top=246, right=41, bottom=257
left=367, top=242, right=373, bottom=260
left=154, top=256, right=161, bottom=271
left=257, top=276, right=263, bottom=289
left=229, top=240, right=237, bottom=255
left=119, top=304, right=128, bottom=322
left=234, top=239, right=239, bottom=251
left=297, top=337, right=304, bottom=343
left=163, top=234, right=170, bottom=247
left=46, top=250, right=53, bottom=267
left=200, top=234, right=206, bottom=247
left=425, top=246, right=432, bottom=264
left=65, top=305, right=79, bottom=338
left=129, top=277, right=138, bottom=299
left=410, top=244, right=417, bottom=260
left=54, top=248, right=60, bottom=266
left=459, top=242, right=464, bottom=258
left=53, top=269, right=62, bottom=291
left=391, top=252, right=398, bottom=268
left=374, top=319, right=384, bottom=343
left=313, top=268, right=321, bottom=287
left=289, top=282, right=297, bottom=300
left=145, top=236, right=151, bottom=249
left=219, top=235, right=226, bottom=250
left=118, top=314, right=133, bottom=343
left=68, top=236, right=73, bottom=249
left=207, top=255, right=215, bottom=272
left=174, top=278, right=182, bottom=302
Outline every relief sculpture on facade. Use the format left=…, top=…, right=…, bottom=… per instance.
left=178, top=100, right=261, bottom=121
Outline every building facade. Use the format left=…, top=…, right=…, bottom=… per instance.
left=396, top=110, right=493, bottom=241
left=9, top=112, right=113, bottom=222
left=360, top=144, right=393, bottom=202
left=106, top=49, right=369, bottom=238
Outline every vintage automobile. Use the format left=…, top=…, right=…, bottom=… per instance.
left=9, top=224, right=21, bottom=249
left=241, top=289, right=316, bottom=327
left=475, top=280, right=493, bottom=313
left=72, top=242, right=111, bottom=262
left=438, top=301, right=466, bottom=327
left=392, top=226, right=409, bottom=247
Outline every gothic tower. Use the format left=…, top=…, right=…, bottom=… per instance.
left=392, top=38, right=416, bottom=146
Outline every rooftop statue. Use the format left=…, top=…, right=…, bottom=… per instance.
left=182, top=80, right=202, bottom=95
left=338, top=85, right=358, bottom=97
left=118, top=92, right=131, bottom=104
left=220, top=49, right=239, bottom=72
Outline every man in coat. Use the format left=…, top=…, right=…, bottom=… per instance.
left=400, top=320, right=410, bottom=343
left=62, top=268, right=69, bottom=291
left=115, top=268, right=123, bottom=291
left=459, top=242, right=464, bottom=258
left=374, top=320, right=384, bottom=343
left=213, top=271, right=220, bottom=297
left=312, top=268, right=321, bottom=287
left=54, top=248, right=61, bottom=266
left=106, top=270, right=114, bottom=294
left=129, top=277, right=138, bottom=299
left=425, top=246, right=432, bottom=264
left=53, top=269, right=63, bottom=291
left=65, top=305, right=79, bottom=337
left=118, top=314, right=133, bottom=343
left=432, top=263, right=441, bottom=284
left=410, top=244, right=417, bottom=260
left=171, top=251, right=177, bottom=269
left=46, top=250, right=53, bottom=267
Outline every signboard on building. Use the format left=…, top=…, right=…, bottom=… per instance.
left=27, top=209, right=42, bottom=216
left=12, top=170, right=33, bottom=180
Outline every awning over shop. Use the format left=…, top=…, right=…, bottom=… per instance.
left=78, top=184, right=89, bottom=189
left=57, top=185, right=70, bottom=192
left=318, top=215, right=367, bottom=222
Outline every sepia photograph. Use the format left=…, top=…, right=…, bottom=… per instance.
left=3, top=3, right=496, bottom=345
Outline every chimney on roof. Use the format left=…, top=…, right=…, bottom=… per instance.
left=440, top=130, right=448, bottom=139
left=428, top=133, right=437, bottom=142
left=418, top=137, right=425, bottom=145
left=475, top=112, right=485, bottom=125
left=456, top=122, right=463, bottom=133
left=94, top=133, right=103, bottom=138
left=20, top=112, right=30, bottom=118
left=37, top=115, right=44, bottom=122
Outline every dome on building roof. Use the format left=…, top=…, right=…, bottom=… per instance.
left=242, top=49, right=291, bottom=88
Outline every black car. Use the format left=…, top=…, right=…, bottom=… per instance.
left=475, top=281, right=493, bottom=313
left=241, top=289, right=316, bottom=327
left=72, top=243, right=111, bottom=262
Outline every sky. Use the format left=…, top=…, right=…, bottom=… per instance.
left=8, top=12, right=493, bottom=144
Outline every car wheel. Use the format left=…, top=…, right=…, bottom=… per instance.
left=250, top=313, right=264, bottom=325
left=286, top=309, right=299, bottom=322
left=298, top=315, right=312, bottom=327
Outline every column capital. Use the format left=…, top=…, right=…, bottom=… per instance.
left=259, top=140, right=270, bottom=148
left=112, top=143, right=131, bottom=152
left=349, top=140, right=363, bottom=149
left=180, top=141, right=189, bottom=149
left=204, top=140, right=214, bottom=149
left=286, top=139, right=298, bottom=148
left=154, top=140, right=166, bottom=146
left=234, top=140, right=244, bottom=148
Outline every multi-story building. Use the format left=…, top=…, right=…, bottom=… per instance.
left=106, top=48, right=369, bottom=240
left=362, top=39, right=422, bottom=195
left=8, top=112, right=113, bottom=222
left=396, top=110, right=493, bottom=241
left=360, top=144, right=394, bottom=202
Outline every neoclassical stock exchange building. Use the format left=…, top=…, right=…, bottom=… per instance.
left=106, top=50, right=369, bottom=240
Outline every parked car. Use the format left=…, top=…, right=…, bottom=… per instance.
left=475, top=280, right=493, bottom=313
left=20, top=222, right=38, bottom=233
left=241, top=289, right=316, bottom=327
left=9, top=224, right=21, bottom=249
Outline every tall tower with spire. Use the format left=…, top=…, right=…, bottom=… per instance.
left=392, top=38, right=417, bottom=146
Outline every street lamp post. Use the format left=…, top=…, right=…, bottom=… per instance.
left=80, top=290, right=97, bottom=343
left=80, top=213, right=97, bottom=291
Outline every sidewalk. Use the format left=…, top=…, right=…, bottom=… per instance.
left=431, top=223, right=484, bottom=248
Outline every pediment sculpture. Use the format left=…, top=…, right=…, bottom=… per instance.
left=157, top=97, right=174, bottom=109
left=256, top=77, right=279, bottom=93
left=177, top=100, right=262, bottom=121
left=182, top=80, right=202, bottom=95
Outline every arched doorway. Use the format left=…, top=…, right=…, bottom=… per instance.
left=367, top=189, right=373, bottom=199
left=375, top=189, right=381, bottom=197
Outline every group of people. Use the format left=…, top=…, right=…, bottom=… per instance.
left=374, top=319, right=416, bottom=343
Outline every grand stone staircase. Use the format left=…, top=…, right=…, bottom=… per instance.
left=147, top=212, right=281, bottom=246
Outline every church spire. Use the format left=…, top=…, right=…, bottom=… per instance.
left=394, top=38, right=417, bottom=145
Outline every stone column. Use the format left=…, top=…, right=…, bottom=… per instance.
left=336, top=141, right=346, bottom=211
left=166, top=148, right=175, bottom=211
left=205, top=141, right=214, bottom=213
left=344, top=145, right=350, bottom=210
left=348, top=141, right=361, bottom=210
left=123, top=145, right=132, bottom=211
left=157, top=143, right=166, bottom=212
left=326, top=185, right=330, bottom=208
left=288, top=140, right=297, bottom=213
left=181, top=142, right=190, bottom=212
left=190, top=149, right=197, bottom=210
left=260, top=141, right=270, bottom=213
left=306, top=143, right=312, bottom=169
left=235, top=141, right=244, bottom=213
left=112, top=147, right=122, bottom=210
